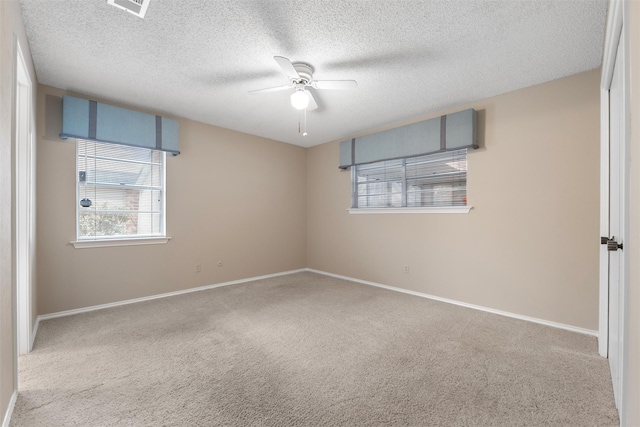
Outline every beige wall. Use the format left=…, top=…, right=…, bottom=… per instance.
left=36, top=85, right=307, bottom=315
left=625, top=1, right=639, bottom=425
left=1, top=2, right=633, bottom=424
left=307, top=69, right=601, bottom=331
left=0, top=0, right=38, bottom=421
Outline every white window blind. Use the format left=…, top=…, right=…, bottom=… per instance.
left=76, top=139, right=165, bottom=240
left=352, top=149, right=467, bottom=208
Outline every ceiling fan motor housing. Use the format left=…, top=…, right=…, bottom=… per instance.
left=292, top=63, right=313, bottom=85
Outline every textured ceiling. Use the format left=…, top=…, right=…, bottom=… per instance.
left=19, top=0, right=607, bottom=148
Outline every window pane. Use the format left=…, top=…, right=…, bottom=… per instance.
left=78, top=140, right=162, bottom=164
left=407, top=181, right=466, bottom=207
left=79, top=158, right=162, bottom=187
left=353, top=149, right=467, bottom=209
left=77, top=140, right=165, bottom=240
left=78, top=141, right=162, bottom=188
left=79, top=212, right=162, bottom=238
left=358, top=181, right=403, bottom=208
left=79, top=187, right=162, bottom=212
left=79, top=211, right=131, bottom=238
left=356, top=159, right=403, bottom=181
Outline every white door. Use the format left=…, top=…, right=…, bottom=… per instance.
left=607, top=33, right=624, bottom=409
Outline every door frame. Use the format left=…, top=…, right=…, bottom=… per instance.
left=599, top=0, right=629, bottom=419
left=14, top=37, right=35, bottom=357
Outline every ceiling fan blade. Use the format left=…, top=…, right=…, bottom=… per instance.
left=274, top=56, right=300, bottom=79
left=312, top=80, right=358, bottom=90
left=248, top=84, right=293, bottom=94
left=306, top=90, right=318, bottom=111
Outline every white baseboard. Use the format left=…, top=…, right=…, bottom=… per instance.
left=37, top=269, right=307, bottom=323
left=306, top=268, right=598, bottom=337
left=35, top=267, right=597, bottom=339
left=2, top=391, right=17, bottom=427
left=30, top=317, right=40, bottom=351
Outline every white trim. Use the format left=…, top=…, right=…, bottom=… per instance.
left=14, top=37, right=34, bottom=359
left=601, top=0, right=623, bottom=89
left=71, top=236, right=171, bottom=249
left=600, top=0, right=629, bottom=419
left=599, top=87, right=610, bottom=358
left=619, top=2, right=631, bottom=421
left=2, top=392, right=17, bottom=427
left=307, top=269, right=598, bottom=337
left=599, top=0, right=623, bottom=360
left=37, top=269, right=307, bottom=321
left=161, top=151, right=167, bottom=239
left=348, top=206, right=472, bottom=215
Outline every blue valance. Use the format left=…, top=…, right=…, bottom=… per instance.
left=339, top=109, right=477, bottom=169
left=60, top=95, right=180, bottom=155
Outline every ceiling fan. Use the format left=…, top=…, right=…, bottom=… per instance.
left=249, top=56, right=358, bottom=111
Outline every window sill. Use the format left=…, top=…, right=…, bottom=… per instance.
left=71, top=237, right=171, bottom=249
left=347, top=206, right=472, bottom=214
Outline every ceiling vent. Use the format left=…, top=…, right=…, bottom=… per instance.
left=107, top=0, right=150, bottom=18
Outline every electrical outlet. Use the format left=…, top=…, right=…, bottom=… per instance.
left=404, top=265, right=410, bottom=274
left=195, top=263, right=201, bottom=273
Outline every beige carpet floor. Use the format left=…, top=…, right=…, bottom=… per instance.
left=11, top=272, right=618, bottom=426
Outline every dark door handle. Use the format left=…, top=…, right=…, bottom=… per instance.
left=607, top=237, right=623, bottom=251
left=601, top=236, right=609, bottom=245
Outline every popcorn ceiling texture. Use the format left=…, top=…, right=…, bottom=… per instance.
left=19, top=0, right=607, bottom=147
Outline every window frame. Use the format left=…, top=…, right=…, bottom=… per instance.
left=348, top=149, right=472, bottom=215
left=71, top=139, right=170, bottom=248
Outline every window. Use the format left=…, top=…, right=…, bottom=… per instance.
left=351, top=149, right=467, bottom=209
left=76, top=139, right=166, bottom=241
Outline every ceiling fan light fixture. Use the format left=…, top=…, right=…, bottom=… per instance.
left=291, top=89, right=309, bottom=110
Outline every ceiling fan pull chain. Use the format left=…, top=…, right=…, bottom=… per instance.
left=303, top=108, right=308, bottom=137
